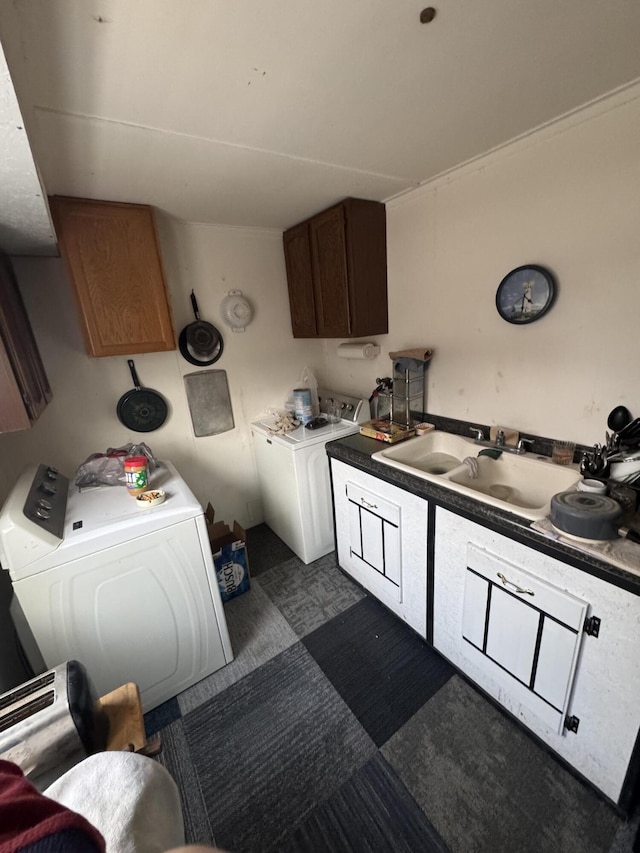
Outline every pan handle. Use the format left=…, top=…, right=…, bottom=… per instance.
left=128, top=359, right=142, bottom=390
left=190, top=290, right=201, bottom=320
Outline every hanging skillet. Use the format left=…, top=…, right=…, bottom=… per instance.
left=178, top=291, right=224, bottom=367
left=117, top=360, right=169, bottom=432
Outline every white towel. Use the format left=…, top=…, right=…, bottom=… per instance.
left=44, top=751, right=184, bottom=853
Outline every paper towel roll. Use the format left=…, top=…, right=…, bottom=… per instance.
left=336, top=342, right=380, bottom=360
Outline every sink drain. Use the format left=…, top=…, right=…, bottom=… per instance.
left=489, top=484, right=512, bottom=501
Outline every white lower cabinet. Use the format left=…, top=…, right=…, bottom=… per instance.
left=331, top=459, right=428, bottom=637
left=434, top=506, right=640, bottom=805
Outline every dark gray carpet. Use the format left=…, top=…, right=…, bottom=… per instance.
left=183, top=641, right=376, bottom=853
left=246, top=522, right=296, bottom=576
left=382, top=675, right=622, bottom=853
left=150, top=524, right=633, bottom=853
left=279, top=754, right=450, bottom=853
left=303, top=596, right=455, bottom=746
left=259, top=552, right=366, bottom=637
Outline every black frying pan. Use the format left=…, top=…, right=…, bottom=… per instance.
left=117, top=360, right=168, bottom=432
left=178, top=291, right=224, bottom=367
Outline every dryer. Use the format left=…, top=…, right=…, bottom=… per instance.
left=0, top=462, right=233, bottom=711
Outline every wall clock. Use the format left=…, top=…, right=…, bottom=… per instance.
left=496, top=265, right=556, bottom=324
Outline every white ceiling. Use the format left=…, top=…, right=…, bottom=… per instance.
left=1, top=0, right=640, bottom=254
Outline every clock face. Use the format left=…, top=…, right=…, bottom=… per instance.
left=496, top=265, right=555, bottom=324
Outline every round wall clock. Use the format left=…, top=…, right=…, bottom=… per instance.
left=496, top=265, right=556, bottom=324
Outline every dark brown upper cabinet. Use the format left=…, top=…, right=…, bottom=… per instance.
left=0, top=256, right=52, bottom=434
left=283, top=198, right=388, bottom=338
left=49, top=196, right=177, bottom=358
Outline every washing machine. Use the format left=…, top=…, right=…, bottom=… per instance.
left=0, top=461, right=233, bottom=711
left=251, top=388, right=369, bottom=564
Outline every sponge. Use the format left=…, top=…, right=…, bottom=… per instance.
left=490, top=426, right=519, bottom=447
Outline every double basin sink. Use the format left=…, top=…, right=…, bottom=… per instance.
left=372, top=431, right=580, bottom=521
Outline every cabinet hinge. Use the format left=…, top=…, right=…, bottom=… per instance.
left=564, top=715, right=580, bottom=734
left=583, top=615, right=601, bottom=637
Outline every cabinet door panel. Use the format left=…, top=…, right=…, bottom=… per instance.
left=0, top=340, right=30, bottom=432
left=384, top=524, right=401, bottom=586
left=49, top=197, right=176, bottom=357
left=309, top=206, right=350, bottom=337
left=462, top=571, right=489, bottom=649
left=0, top=257, right=51, bottom=432
left=283, top=224, right=317, bottom=337
left=534, top=619, right=579, bottom=711
left=485, top=588, right=539, bottom=685
left=361, top=509, right=384, bottom=570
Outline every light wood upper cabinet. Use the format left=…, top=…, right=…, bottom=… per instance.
left=0, top=256, right=52, bottom=434
left=283, top=198, right=388, bottom=338
left=49, top=197, right=177, bottom=357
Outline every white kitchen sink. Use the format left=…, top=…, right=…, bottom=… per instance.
left=372, top=431, right=580, bottom=520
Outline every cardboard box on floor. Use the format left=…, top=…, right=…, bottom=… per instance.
left=205, top=503, right=251, bottom=603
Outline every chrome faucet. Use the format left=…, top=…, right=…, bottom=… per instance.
left=516, top=438, right=535, bottom=454
left=468, top=427, right=534, bottom=455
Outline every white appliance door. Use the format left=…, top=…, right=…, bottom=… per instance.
left=252, top=430, right=336, bottom=563
left=13, top=518, right=228, bottom=711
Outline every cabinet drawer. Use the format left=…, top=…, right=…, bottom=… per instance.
left=346, top=482, right=400, bottom=526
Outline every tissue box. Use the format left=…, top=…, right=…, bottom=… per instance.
left=205, top=503, right=251, bottom=602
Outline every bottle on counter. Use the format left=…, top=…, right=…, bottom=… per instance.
left=124, top=455, right=149, bottom=496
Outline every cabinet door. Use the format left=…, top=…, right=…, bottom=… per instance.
left=462, top=544, right=588, bottom=733
left=49, top=197, right=176, bottom=357
left=0, top=257, right=51, bottom=433
left=346, top=480, right=402, bottom=597
left=331, top=459, right=428, bottom=637
left=283, top=223, right=317, bottom=337
left=342, top=198, right=388, bottom=336
left=309, top=206, right=351, bottom=337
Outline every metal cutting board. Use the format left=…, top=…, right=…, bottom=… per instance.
left=184, top=370, right=234, bottom=437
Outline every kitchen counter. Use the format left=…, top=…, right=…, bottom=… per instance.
left=327, top=432, right=640, bottom=595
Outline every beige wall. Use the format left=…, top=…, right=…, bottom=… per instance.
left=2, top=82, right=639, bottom=523
left=322, top=83, right=640, bottom=446
left=0, top=220, right=323, bottom=523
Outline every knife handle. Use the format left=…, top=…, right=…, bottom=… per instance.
left=619, top=526, right=640, bottom=544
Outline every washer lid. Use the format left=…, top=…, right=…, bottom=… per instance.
left=251, top=417, right=358, bottom=449
left=7, top=462, right=203, bottom=580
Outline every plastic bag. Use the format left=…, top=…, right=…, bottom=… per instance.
left=75, top=443, right=158, bottom=487
left=298, top=366, right=320, bottom=416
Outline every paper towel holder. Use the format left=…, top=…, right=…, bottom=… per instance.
left=336, top=342, right=380, bottom=360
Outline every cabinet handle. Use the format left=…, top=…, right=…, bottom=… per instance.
left=360, top=497, right=378, bottom=509
left=497, top=572, right=534, bottom=596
